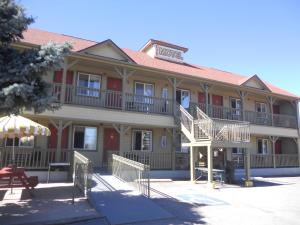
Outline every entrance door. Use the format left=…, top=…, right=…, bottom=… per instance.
left=212, top=94, right=223, bottom=118
left=106, top=77, right=122, bottom=108
left=273, top=105, right=280, bottom=126
left=275, top=140, right=282, bottom=154
left=198, top=92, right=206, bottom=112
left=176, top=89, right=190, bottom=109
left=103, top=128, right=120, bottom=164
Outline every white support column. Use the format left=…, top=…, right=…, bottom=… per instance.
left=60, top=61, right=68, bottom=104
left=190, top=146, right=195, bottom=182
left=167, top=77, right=182, bottom=116
left=296, top=101, right=300, bottom=133
left=269, top=136, right=279, bottom=168
left=207, top=145, right=214, bottom=187
left=200, top=83, right=211, bottom=114
left=112, top=123, right=131, bottom=156
left=60, top=59, right=78, bottom=104
left=98, top=124, right=104, bottom=167
left=167, top=128, right=177, bottom=170
left=114, top=67, right=135, bottom=111
left=267, top=96, right=276, bottom=126
left=244, top=149, right=253, bottom=187
left=296, top=138, right=300, bottom=168
left=237, top=90, right=248, bottom=120
left=56, top=120, right=63, bottom=162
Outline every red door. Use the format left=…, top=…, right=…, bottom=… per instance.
left=53, top=70, right=73, bottom=102
left=273, top=105, right=280, bottom=114
left=103, top=128, right=120, bottom=163
left=212, top=95, right=223, bottom=118
left=272, top=105, right=280, bottom=125
left=106, top=77, right=122, bottom=108
left=275, top=140, right=282, bottom=154
left=198, top=92, right=206, bottom=112
left=48, top=124, right=69, bottom=161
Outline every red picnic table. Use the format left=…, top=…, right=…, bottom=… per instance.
left=0, top=166, right=38, bottom=196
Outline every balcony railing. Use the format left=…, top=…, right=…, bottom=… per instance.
left=53, top=84, right=173, bottom=115
left=191, top=102, right=297, bottom=129
left=250, top=154, right=299, bottom=168
left=194, top=106, right=250, bottom=143
left=123, top=151, right=172, bottom=170
left=0, top=147, right=73, bottom=169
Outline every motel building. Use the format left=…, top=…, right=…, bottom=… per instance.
left=2, top=28, right=300, bottom=185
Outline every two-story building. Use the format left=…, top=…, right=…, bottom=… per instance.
left=1, top=28, right=299, bottom=183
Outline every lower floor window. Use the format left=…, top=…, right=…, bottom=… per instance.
left=232, top=148, right=244, bottom=154
left=132, top=130, right=152, bottom=151
left=73, top=126, right=97, bottom=150
left=257, top=138, right=268, bottom=154
left=5, top=136, right=34, bottom=147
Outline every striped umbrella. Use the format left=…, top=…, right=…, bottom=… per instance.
left=0, top=115, right=51, bottom=164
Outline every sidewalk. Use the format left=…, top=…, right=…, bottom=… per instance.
left=0, top=183, right=102, bottom=225
left=90, top=172, right=173, bottom=225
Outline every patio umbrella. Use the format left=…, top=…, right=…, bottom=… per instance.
left=0, top=115, right=51, bottom=165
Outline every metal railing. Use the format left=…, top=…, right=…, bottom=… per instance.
left=123, top=151, right=172, bottom=170
left=180, top=105, right=194, bottom=133
left=0, top=147, right=72, bottom=169
left=190, top=102, right=297, bottom=129
left=175, top=152, right=189, bottom=170
left=194, top=106, right=250, bottom=143
left=125, top=93, right=173, bottom=115
left=250, top=154, right=299, bottom=168
left=73, top=151, right=93, bottom=197
left=112, top=154, right=150, bottom=198
left=53, top=84, right=173, bottom=115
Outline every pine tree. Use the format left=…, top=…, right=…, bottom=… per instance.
left=0, top=0, right=71, bottom=115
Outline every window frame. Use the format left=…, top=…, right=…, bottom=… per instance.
left=132, top=129, right=153, bottom=151
left=5, top=136, right=34, bottom=148
left=73, top=125, right=98, bottom=151
left=134, top=81, right=155, bottom=97
left=76, top=72, right=101, bottom=97
left=257, top=138, right=269, bottom=154
left=134, top=81, right=155, bottom=105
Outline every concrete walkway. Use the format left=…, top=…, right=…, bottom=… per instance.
left=90, top=172, right=173, bottom=225
left=0, top=183, right=102, bottom=225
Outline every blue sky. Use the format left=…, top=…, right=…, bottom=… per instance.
left=20, top=0, right=300, bottom=98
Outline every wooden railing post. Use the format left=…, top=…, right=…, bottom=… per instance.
left=269, top=136, right=278, bottom=168
left=114, top=67, right=134, bottom=111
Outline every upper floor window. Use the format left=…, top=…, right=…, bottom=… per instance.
left=176, top=89, right=190, bottom=109
left=257, top=138, right=268, bottom=154
left=77, top=72, right=101, bottom=97
left=6, top=136, right=34, bottom=148
left=73, top=126, right=97, bottom=150
left=132, top=130, right=152, bottom=151
left=134, top=82, right=154, bottom=104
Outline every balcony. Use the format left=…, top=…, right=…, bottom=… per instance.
left=191, top=102, right=297, bottom=129
left=53, top=84, right=174, bottom=116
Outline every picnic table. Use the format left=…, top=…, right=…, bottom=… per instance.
left=0, top=166, right=38, bottom=196
left=195, top=167, right=225, bottom=184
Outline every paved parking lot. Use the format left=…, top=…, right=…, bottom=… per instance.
left=148, top=177, right=300, bottom=225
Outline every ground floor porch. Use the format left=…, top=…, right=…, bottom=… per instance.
left=0, top=115, right=299, bottom=183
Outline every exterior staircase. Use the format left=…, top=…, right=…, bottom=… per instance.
left=179, top=105, right=251, bottom=148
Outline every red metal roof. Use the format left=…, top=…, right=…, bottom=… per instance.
left=20, top=28, right=298, bottom=99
